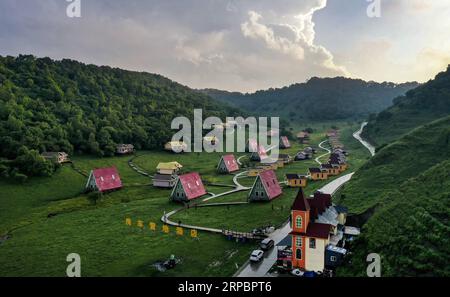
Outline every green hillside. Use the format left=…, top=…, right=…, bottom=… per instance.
left=0, top=55, right=240, bottom=178
left=362, top=65, right=450, bottom=147
left=336, top=116, right=450, bottom=276
left=201, top=77, right=417, bottom=121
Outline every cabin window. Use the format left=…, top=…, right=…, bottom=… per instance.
left=112, top=175, right=115, bottom=180
left=100, top=177, right=104, bottom=182
left=187, top=183, right=191, bottom=189
left=330, top=256, right=337, bottom=262
left=296, top=236, right=302, bottom=247
left=309, top=238, right=316, bottom=249
left=296, top=216, right=302, bottom=229
left=256, top=192, right=259, bottom=197
left=196, top=180, right=200, bottom=186
left=296, top=248, right=302, bottom=260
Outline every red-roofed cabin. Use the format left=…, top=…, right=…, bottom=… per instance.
left=217, top=154, right=240, bottom=174
left=250, top=144, right=268, bottom=161
left=86, top=167, right=123, bottom=193
left=248, top=170, right=282, bottom=202
left=246, top=139, right=258, bottom=152
left=170, top=172, right=207, bottom=203
left=280, top=136, right=291, bottom=149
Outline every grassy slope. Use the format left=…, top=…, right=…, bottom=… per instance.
left=338, top=160, right=450, bottom=276
left=336, top=116, right=450, bottom=276
left=337, top=116, right=450, bottom=213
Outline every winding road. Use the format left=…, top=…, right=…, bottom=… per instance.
left=353, top=122, right=376, bottom=156
left=315, top=140, right=331, bottom=165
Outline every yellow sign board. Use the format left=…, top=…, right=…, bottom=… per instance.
left=190, top=229, right=198, bottom=238
left=125, top=218, right=132, bottom=226
left=176, top=227, right=184, bottom=236
left=162, top=225, right=170, bottom=234
left=149, top=222, right=156, bottom=231
left=137, top=220, right=144, bottom=228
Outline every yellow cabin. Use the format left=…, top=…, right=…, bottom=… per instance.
left=309, top=168, right=328, bottom=180
left=286, top=174, right=308, bottom=188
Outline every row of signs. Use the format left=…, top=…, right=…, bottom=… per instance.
left=125, top=218, right=198, bottom=238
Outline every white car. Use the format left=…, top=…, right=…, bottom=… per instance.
left=249, top=250, right=264, bottom=262
left=291, top=269, right=304, bottom=277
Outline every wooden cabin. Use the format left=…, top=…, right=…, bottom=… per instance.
left=320, top=163, right=340, bottom=176
left=217, top=154, right=239, bottom=174
left=286, top=174, right=308, bottom=188
left=153, top=174, right=177, bottom=188
left=41, top=152, right=69, bottom=164
left=116, top=144, right=134, bottom=155
left=248, top=170, right=282, bottom=202
left=247, top=167, right=266, bottom=177
left=85, top=167, right=123, bottom=193
left=290, top=189, right=332, bottom=272
left=309, top=168, right=328, bottom=181
left=279, top=154, right=293, bottom=164
left=250, top=144, right=268, bottom=162
left=280, top=136, right=291, bottom=149
left=170, top=172, right=207, bottom=203
left=297, top=131, right=310, bottom=144
left=157, top=162, right=183, bottom=175
left=164, top=141, right=188, bottom=153
left=295, top=152, right=309, bottom=161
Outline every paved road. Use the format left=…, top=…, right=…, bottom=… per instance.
left=353, top=122, right=376, bottom=156
left=234, top=171, right=356, bottom=277
left=315, top=140, right=331, bottom=165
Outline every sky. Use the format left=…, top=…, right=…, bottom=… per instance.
left=0, top=0, right=449, bottom=92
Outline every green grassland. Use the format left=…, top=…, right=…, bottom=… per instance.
left=335, top=116, right=450, bottom=276
left=0, top=123, right=367, bottom=277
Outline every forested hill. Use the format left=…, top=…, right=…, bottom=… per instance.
left=337, top=116, right=450, bottom=276
left=0, top=55, right=240, bottom=179
left=362, top=65, right=450, bottom=147
left=201, top=77, right=418, bottom=121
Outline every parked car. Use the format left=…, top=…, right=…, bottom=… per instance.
left=249, top=250, right=264, bottom=262
left=259, top=238, right=274, bottom=251
left=291, top=269, right=304, bottom=277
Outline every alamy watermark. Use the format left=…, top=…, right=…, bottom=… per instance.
left=66, top=0, right=81, bottom=18
left=367, top=0, right=382, bottom=18
left=170, top=109, right=279, bottom=162
left=366, top=253, right=381, bottom=277
left=66, top=253, right=81, bottom=277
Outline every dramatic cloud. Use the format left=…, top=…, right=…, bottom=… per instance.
left=0, top=0, right=449, bottom=90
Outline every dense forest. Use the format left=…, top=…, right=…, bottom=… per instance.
left=201, top=77, right=418, bottom=121
left=337, top=116, right=450, bottom=276
left=362, top=65, right=450, bottom=147
left=0, top=55, right=243, bottom=180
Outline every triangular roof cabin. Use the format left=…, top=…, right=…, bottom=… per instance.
left=280, top=136, right=291, bottom=149
left=217, top=154, right=240, bottom=173
left=250, top=144, right=268, bottom=161
left=86, top=167, right=123, bottom=193
left=170, top=172, right=207, bottom=202
left=248, top=170, right=282, bottom=202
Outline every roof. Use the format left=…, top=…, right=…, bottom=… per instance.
left=247, top=139, right=258, bottom=152
left=259, top=170, right=282, bottom=200
left=157, top=162, right=183, bottom=170
left=280, top=136, right=291, bottom=147
left=221, top=154, right=239, bottom=172
left=292, top=188, right=310, bottom=211
left=153, top=174, right=175, bottom=181
left=309, top=167, right=322, bottom=173
left=314, top=192, right=332, bottom=208
left=92, top=167, right=122, bottom=192
left=291, top=222, right=332, bottom=239
left=276, top=234, right=292, bottom=247
left=297, top=131, right=309, bottom=138
left=178, top=172, right=207, bottom=200
left=334, top=205, right=348, bottom=214
left=286, top=173, right=307, bottom=180
left=257, top=145, right=268, bottom=160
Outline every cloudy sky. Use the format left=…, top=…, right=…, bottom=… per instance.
left=1, top=0, right=449, bottom=92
